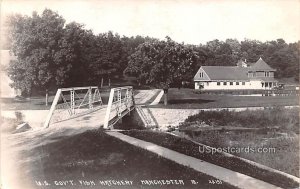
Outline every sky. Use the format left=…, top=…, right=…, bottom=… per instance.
left=0, top=0, right=299, bottom=45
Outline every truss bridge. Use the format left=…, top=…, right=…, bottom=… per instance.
left=43, top=86, right=135, bottom=129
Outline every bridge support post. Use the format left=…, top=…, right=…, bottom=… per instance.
left=43, top=89, right=62, bottom=128
left=104, top=88, right=115, bottom=129
left=88, top=87, right=93, bottom=109
left=118, top=89, right=122, bottom=117
left=70, top=89, right=75, bottom=115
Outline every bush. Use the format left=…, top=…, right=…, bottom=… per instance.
left=15, top=111, right=24, bottom=124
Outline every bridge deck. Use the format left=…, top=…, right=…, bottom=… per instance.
left=51, top=107, right=107, bottom=129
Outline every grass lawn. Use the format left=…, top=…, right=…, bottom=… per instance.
left=12, top=130, right=237, bottom=189
left=121, top=130, right=299, bottom=189
left=149, top=88, right=299, bottom=109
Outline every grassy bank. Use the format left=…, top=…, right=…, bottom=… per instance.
left=150, top=88, right=299, bottom=109
left=181, top=107, right=299, bottom=133
left=180, top=131, right=299, bottom=177
left=121, top=130, right=299, bottom=188
left=178, top=107, right=299, bottom=177
left=11, top=130, right=236, bottom=189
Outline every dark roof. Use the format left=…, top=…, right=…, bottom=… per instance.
left=194, top=66, right=249, bottom=81
left=250, top=57, right=276, bottom=71
left=194, top=58, right=277, bottom=81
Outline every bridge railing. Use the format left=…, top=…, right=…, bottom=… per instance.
left=103, top=86, right=135, bottom=129
left=43, top=86, right=103, bottom=128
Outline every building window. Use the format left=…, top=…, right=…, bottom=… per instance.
left=265, top=72, right=270, bottom=77
left=217, top=82, right=220, bottom=86
left=236, top=82, right=239, bottom=85
left=200, top=72, right=204, bottom=77
left=242, top=82, right=245, bottom=85
left=199, top=82, right=204, bottom=89
left=230, top=82, right=233, bottom=85
left=223, top=82, right=227, bottom=85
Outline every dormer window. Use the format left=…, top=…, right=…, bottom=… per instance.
left=200, top=72, right=204, bottom=77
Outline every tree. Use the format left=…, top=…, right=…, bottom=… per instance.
left=87, top=31, right=126, bottom=86
left=125, top=37, right=198, bottom=105
left=240, top=39, right=265, bottom=62
left=61, top=22, right=94, bottom=86
left=6, top=9, right=72, bottom=98
left=225, top=39, right=242, bottom=62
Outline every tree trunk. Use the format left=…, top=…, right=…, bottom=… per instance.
left=108, top=78, right=111, bottom=87
left=29, top=88, right=32, bottom=100
left=163, top=88, right=168, bottom=106
left=45, top=89, right=49, bottom=106
left=101, top=77, right=103, bottom=88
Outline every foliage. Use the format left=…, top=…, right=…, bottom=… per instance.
left=126, top=37, right=199, bottom=89
left=5, top=10, right=148, bottom=93
left=87, top=32, right=126, bottom=82
left=14, top=111, right=24, bottom=124
left=58, top=22, right=93, bottom=86
left=7, top=9, right=70, bottom=94
left=125, top=37, right=199, bottom=105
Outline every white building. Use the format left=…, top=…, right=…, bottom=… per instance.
left=194, top=58, right=278, bottom=90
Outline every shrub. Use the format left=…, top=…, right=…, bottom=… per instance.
left=15, top=111, right=24, bottom=124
